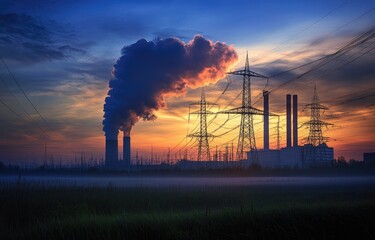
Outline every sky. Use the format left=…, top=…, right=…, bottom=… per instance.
left=0, top=0, right=374, bottom=164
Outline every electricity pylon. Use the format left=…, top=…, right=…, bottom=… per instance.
left=220, top=52, right=269, bottom=162
left=188, top=87, right=217, bottom=161
left=304, top=85, right=333, bottom=146
left=303, top=85, right=333, bottom=162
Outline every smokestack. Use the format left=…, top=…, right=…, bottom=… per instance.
left=123, top=135, right=131, bottom=167
left=286, top=94, right=292, bottom=148
left=105, top=138, right=118, bottom=166
left=263, top=91, right=269, bottom=150
left=293, top=95, right=298, bottom=147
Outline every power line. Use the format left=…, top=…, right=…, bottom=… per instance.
left=249, top=6, right=375, bottom=107
left=0, top=73, right=50, bottom=139
left=312, top=7, right=375, bottom=46
left=0, top=56, right=51, bottom=130
left=268, top=38, right=375, bottom=102
left=267, top=25, right=375, bottom=95
left=253, top=5, right=375, bottom=70
left=187, top=87, right=216, bottom=161
left=252, top=1, right=348, bottom=64
left=0, top=98, right=26, bottom=121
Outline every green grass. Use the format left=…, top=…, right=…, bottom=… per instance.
left=1, top=183, right=375, bottom=239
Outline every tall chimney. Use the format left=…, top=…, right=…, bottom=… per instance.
left=105, top=138, right=118, bottom=166
left=123, top=135, right=131, bottom=167
left=293, top=95, right=298, bottom=147
left=263, top=91, right=269, bottom=150
left=286, top=94, right=292, bottom=148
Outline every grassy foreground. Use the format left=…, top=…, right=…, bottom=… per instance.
left=1, top=182, right=375, bottom=239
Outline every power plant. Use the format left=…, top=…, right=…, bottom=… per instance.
left=104, top=55, right=334, bottom=169
left=248, top=87, right=333, bottom=168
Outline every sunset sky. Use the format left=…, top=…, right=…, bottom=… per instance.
left=0, top=0, right=374, bottom=164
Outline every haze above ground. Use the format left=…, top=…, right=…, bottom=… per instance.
left=0, top=0, right=374, bottom=164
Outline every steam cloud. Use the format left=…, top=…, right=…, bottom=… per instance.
left=103, top=35, right=238, bottom=139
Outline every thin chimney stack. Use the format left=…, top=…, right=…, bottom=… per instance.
left=263, top=91, right=270, bottom=150
left=293, top=95, right=298, bottom=147
left=286, top=94, right=292, bottom=148
left=286, top=94, right=298, bottom=148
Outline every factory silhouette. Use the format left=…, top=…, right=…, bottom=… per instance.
left=104, top=54, right=334, bottom=170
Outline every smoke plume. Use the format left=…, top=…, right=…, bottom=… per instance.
left=103, top=35, right=238, bottom=139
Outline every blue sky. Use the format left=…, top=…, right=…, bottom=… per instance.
left=3, top=0, right=375, bottom=55
left=0, top=0, right=374, bottom=163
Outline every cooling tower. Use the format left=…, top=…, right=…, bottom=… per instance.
left=105, top=138, right=118, bottom=166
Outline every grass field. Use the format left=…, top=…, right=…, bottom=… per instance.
left=1, top=181, right=375, bottom=239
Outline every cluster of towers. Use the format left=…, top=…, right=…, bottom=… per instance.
left=186, top=54, right=334, bottom=168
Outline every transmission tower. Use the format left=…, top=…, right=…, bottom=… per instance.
left=188, top=87, right=217, bottom=161
left=220, top=52, right=270, bottom=161
left=303, top=85, right=333, bottom=162
left=304, top=85, right=333, bottom=145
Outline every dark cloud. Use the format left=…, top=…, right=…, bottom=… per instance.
left=0, top=13, right=86, bottom=63
left=103, top=35, right=238, bottom=139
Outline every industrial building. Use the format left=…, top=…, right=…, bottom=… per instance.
left=248, top=89, right=334, bottom=168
